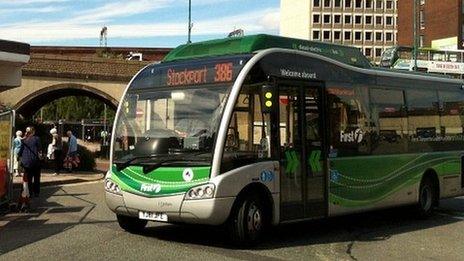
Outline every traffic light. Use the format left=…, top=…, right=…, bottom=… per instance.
left=261, top=84, right=276, bottom=113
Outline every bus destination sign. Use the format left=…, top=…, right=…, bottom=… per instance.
left=130, top=55, right=251, bottom=90
left=166, top=62, right=236, bottom=87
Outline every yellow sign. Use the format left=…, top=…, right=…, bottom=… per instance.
left=431, top=36, right=458, bottom=50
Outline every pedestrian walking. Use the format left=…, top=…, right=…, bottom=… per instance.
left=18, top=126, right=42, bottom=198
left=65, top=130, right=78, bottom=172
left=12, top=130, right=23, bottom=177
left=50, top=128, right=63, bottom=176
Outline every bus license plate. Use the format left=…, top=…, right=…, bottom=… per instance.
left=138, top=211, right=168, bottom=222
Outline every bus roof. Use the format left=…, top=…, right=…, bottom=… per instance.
left=162, top=34, right=372, bottom=69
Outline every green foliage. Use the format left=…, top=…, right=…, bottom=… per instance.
left=36, top=96, right=115, bottom=122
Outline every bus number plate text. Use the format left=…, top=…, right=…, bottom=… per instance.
left=138, top=211, right=168, bottom=222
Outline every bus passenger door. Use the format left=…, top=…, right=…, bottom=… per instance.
left=277, top=83, right=327, bottom=221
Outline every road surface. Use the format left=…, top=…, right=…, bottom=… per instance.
left=1, top=181, right=464, bottom=260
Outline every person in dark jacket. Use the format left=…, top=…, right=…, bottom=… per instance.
left=18, top=126, right=42, bottom=198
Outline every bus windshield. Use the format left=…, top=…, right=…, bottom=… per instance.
left=112, top=86, right=230, bottom=164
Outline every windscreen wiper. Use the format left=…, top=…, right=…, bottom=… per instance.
left=114, top=155, right=162, bottom=171
left=141, top=151, right=211, bottom=174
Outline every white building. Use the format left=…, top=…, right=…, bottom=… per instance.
left=280, top=0, right=398, bottom=62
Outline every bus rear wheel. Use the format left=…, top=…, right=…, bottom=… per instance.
left=117, top=214, right=147, bottom=233
left=228, top=194, right=267, bottom=246
left=416, top=177, right=436, bottom=218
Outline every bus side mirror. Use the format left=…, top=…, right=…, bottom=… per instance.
left=261, top=84, right=276, bottom=113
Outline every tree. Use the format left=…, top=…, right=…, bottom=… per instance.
left=36, top=96, right=115, bottom=123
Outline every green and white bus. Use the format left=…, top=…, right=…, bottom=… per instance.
left=105, top=35, right=464, bottom=244
left=380, top=46, right=464, bottom=79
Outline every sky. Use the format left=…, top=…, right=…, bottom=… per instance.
left=0, top=0, right=280, bottom=47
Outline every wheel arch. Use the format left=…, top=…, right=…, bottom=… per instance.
left=229, top=182, right=275, bottom=224
left=422, top=168, right=440, bottom=205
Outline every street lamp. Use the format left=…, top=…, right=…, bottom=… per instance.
left=413, top=0, right=418, bottom=71
left=187, top=0, right=193, bottom=44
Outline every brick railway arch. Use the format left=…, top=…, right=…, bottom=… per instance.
left=14, top=83, right=119, bottom=118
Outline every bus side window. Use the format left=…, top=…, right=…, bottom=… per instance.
left=221, top=86, right=272, bottom=173
left=406, top=89, right=439, bottom=153
left=370, top=88, right=408, bottom=155
left=436, top=91, right=464, bottom=151
left=328, top=86, right=370, bottom=157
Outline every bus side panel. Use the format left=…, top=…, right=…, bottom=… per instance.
left=328, top=155, right=419, bottom=216
left=212, top=161, right=280, bottom=225
left=435, top=154, right=464, bottom=198
left=328, top=152, right=464, bottom=216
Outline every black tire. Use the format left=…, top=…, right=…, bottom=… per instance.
left=416, top=177, right=436, bottom=218
left=117, top=214, right=147, bottom=233
left=228, top=194, right=268, bottom=247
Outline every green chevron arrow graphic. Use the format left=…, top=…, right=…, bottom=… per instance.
left=309, top=150, right=322, bottom=173
left=285, top=150, right=299, bottom=175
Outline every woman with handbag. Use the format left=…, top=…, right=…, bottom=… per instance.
left=18, top=126, right=42, bottom=198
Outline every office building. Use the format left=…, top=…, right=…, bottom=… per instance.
left=281, top=0, right=398, bottom=62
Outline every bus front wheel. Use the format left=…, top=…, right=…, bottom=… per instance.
left=117, top=214, right=147, bottom=233
left=228, top=194, right=267, bottom=246
left=416, top=177, right=436, bottom=218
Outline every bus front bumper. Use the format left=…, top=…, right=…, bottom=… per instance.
left=105, top=191, right=235, bottom=226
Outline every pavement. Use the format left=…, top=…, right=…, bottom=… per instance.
left=0, top=182, right=464, bottom=260
left=12, top=158, right=108, bottom=188
left=12, top=171, right=104, bottom=189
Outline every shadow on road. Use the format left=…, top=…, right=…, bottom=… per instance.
left=0, top=186, right=99, bottom=255
left=140, top=197, right=464, bottom=250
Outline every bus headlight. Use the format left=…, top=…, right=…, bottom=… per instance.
left=105, top=178, right=122, bottom=195
left=185, top=184, right=215, bottom=200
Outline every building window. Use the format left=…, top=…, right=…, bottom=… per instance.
left=375, top=32, right=382, bottom=41
left=419, top=35, right=424, bottom=47
left=386, top=0, right=393, bottom=9
left=355, top=15, right=362, bottom=24
left=365, top=31, right=373, bottom=41
left=375, top=16, right=383, bottom=25
left=335, top=0, right=342, bottom=7
left=365, top=48, right=372, bottom=57
left=344, top=31, right=352, bottom=40
left=420, top=10, right=425, bottom=29
left=375, top=0, right=383, bottom=9
left=334, top=31, right=342, bottom=40
left=386, top=32, right=393, bottom=41
left=365, top=15, right=373, bottom=24
left=334, top=14, right=342, bottom=23
left=323, top=31, right=331, bottom=40
left=355, top=31, right=362, bottom=40
left=314, top=0, right=321, bottom=7
left=365, top=0, right=372, bottom=8
left=345, top=0, right=352, bottom=7
left=344, top=15, right=352, bottom=24
left=355, top=0, right=362, bottom=8
left=375, top=48, right=383, bottom=57
left=386, top=16, right=393, bottom=25
left=313, top=14, right=321, bottom=23
left=313, top=30, right=321, bottom=40
left=324, top=0, right=331, bottom=7
left=324, top=14, right=331, bottom=23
